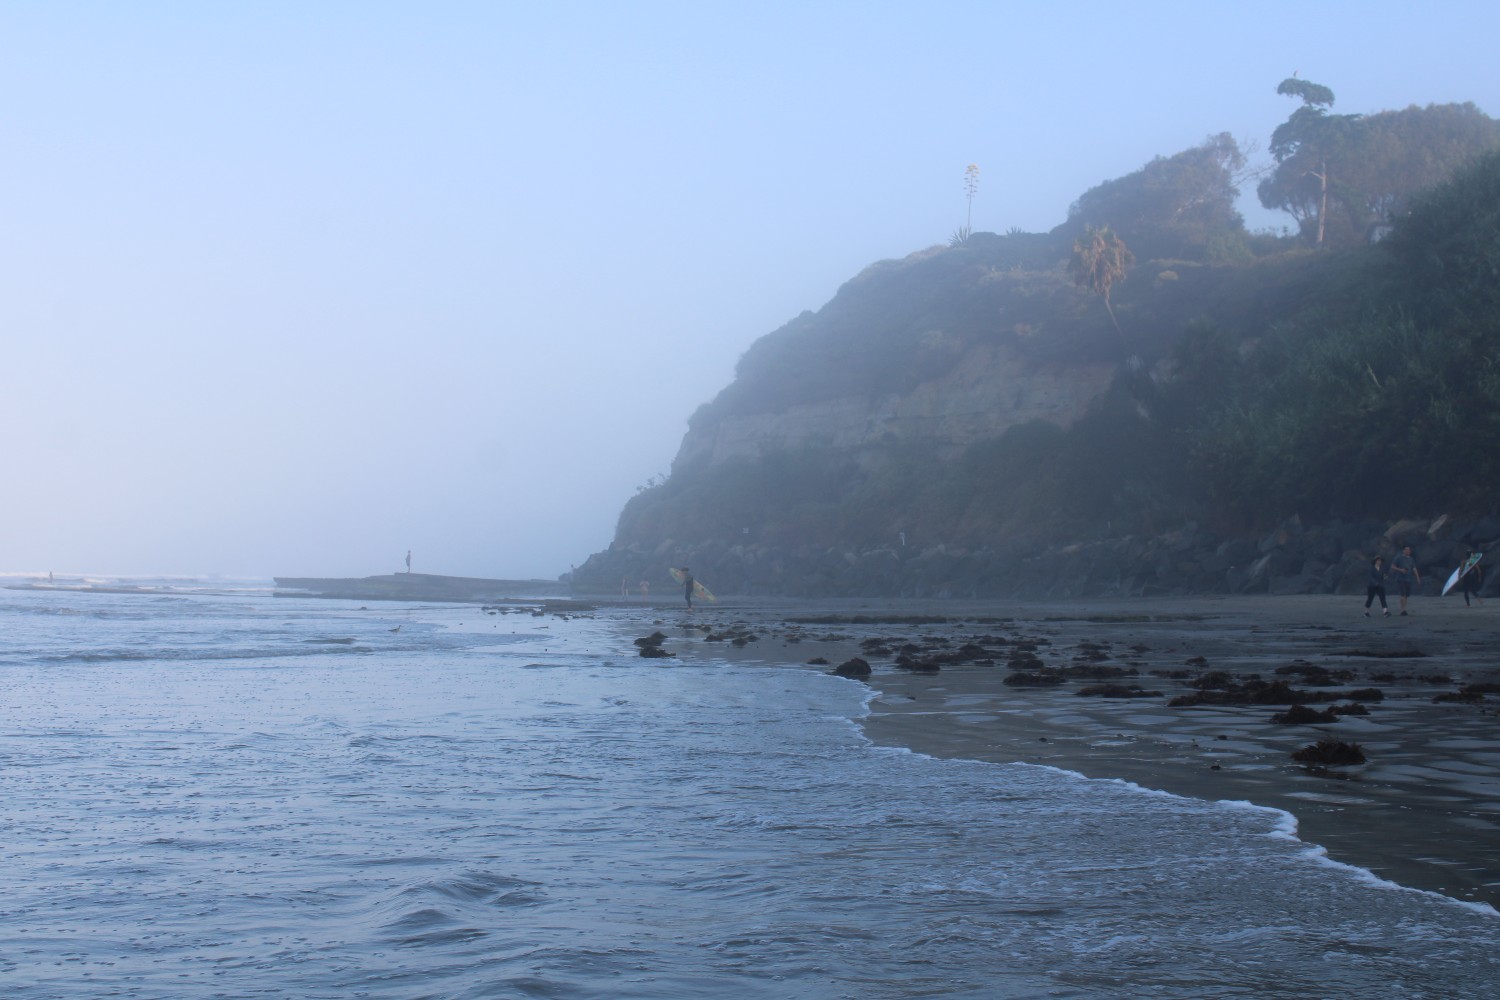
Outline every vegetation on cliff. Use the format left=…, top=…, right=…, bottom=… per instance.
left=578, top=90, right=1500, bottom=596
left=1258, top=81, right=1500, bottom=248
left=1196, top=147, right=1500, bottom=520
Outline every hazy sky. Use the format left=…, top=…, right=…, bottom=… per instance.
left=4, top=2, right=1497, bottom=580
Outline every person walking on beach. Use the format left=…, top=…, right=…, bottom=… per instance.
left=1460, top=550, right=1485, bottom=607
left=682, top=567, right=695, bottom=610
left=1391, top=544, right=1420, bottom=615
left=1364, top=556, right=1390, bottom=617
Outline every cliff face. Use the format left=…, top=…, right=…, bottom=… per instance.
left=671, top=341, right=1113, bottom=469
left=572, top=230, right=1319, bottom=597
left=663, top=232, right=1127, bottom=476
left=573, top=233, right=1154, bottom=595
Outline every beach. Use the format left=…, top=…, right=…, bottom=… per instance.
left=621, top=592, right=1500, bottom=910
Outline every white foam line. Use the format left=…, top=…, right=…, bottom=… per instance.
left=844, top=668, right=1499, bottom=917
left=851, top=717, right=1500, bottom=921
left=1017, top=760, right=1500, bottom=918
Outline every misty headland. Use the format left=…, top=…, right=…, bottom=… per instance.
left=573, top=83, right=1500, bottom=602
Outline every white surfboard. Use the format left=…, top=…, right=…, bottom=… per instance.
left=1443, top=552, right=1482, bottom=596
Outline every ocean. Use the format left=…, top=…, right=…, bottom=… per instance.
left=2, top=585, right=1497, bottom=999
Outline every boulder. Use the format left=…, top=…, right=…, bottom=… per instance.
left=1384, top=518, right=1427, bottom=548
left=1333, top=552, right=1372, bottom=595
left=1270, top=571, right=1323, bottom=596
left=1303, top=529, right=1342, bottom=566
left=1265, top=547, right=1304, bottom=577
left=1259, top=514, right=1305, bottom=552
left=834, top=656, right=872, bottom=678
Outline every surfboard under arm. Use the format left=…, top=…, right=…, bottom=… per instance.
left=1442, top=553, right=1483, bottom=596
left=668, top=567, right=716, bottom=601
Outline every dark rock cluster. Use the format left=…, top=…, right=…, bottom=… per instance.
left=1168, top=677, right=1385, bottom=708
left=1433, top=681, right=1500, bottom=704
left=634, top=631, right=673, bottom=658
left=1270, top=703, right=1370, bottom=725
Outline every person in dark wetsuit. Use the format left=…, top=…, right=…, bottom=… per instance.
left=1364, top=556, right=1390, bottom=617
left=682, top=567, right=695, bottom=610
left=1460, top=550, right=1485, bottom=608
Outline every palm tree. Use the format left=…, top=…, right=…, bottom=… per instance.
left=1070, top=225, right=1134, bottom=335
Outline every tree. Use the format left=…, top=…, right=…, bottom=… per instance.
left=1195, top=150, right=1500, bottom=520
left=1061, top=134, right=1248, bottom=262
left=1259, top=81, right=1500, bottom=248
left=1260, top=77, right=1359, bottom=247
left=1275, top=77, right=1334, bottom=108
left=1385, top=147, right=1500, bottom=332
left=1338, top=102, right=1500, bottom=230
left=1070, top=225, right=1134, bottom=334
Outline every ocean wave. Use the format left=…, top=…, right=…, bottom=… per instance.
left=12, top=643, right=378, bottom=666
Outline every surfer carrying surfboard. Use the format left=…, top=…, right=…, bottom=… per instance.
left=1391, top=545, right=1420, bottom=616
left=1460, top=550, right=1485, bottom=607
left=668, top=567, right=716, bottom=607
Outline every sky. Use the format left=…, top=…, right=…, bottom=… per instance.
left=4, top=1, right=1498, bottom=581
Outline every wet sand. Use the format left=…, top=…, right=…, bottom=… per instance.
left=606, top=592, right=1500, bottom=910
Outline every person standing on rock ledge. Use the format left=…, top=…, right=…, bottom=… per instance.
left=1364, top=556, right=1391, bottom=617
left=1391, top=545, right=1420, bottom=616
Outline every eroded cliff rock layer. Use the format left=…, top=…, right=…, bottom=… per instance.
left=672, top=343, right=1113, bottom=469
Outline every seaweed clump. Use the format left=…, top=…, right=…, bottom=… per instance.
left=1171, top=679, right=1318, bottom=707
left=1076, top=684, right=1161, bottom=699
left=1433, top=682, right=1500, bottom=704
left=1271, top=702, right=1372, bottom=724
left=1291, top=739, right=1366, bottom=766
left=1272, top=704, right=1338, bottom=725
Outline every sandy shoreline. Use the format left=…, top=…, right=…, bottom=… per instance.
left=598, top=592, right=1500, bottom=910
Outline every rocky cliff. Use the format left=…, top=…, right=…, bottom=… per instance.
left=672, top=340, right=1114, bottom=469
left=663, top=233, right=1137, bottom=475
left=573, top=232, right=1271, bottom=597
left=573, top=142, right=1500, bottom=599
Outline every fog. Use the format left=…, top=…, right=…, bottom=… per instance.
left=4, top=2, right=1497, bottom=580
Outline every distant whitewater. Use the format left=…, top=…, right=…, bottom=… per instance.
left=2, top=586, right=1496, bottom=998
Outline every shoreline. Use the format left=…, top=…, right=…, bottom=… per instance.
left=600, top=593, right=1500, bottom=910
